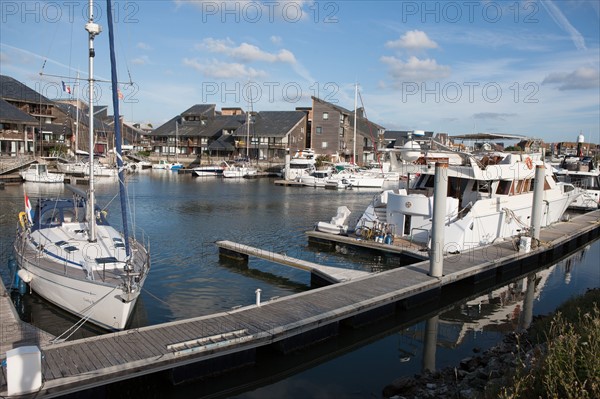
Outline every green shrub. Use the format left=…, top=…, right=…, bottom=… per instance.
left=498, top=289, right=600, bottom=398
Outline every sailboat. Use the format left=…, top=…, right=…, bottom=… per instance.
left=13, top=0, right=150, bottom=331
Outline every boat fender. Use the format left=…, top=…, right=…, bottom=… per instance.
left=17, top=269, right=33, bottom=283
left=18, top=278, right=27, bottom=295
left=18, top=211, right=28, bottom=228
left=384, top=234, right=393, bottom=245
left=525, top=157, right=533, bottom=170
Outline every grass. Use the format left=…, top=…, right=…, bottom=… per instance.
left=496, top=288, right=600, bottom=399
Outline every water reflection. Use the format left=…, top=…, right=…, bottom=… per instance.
left=0, top=174, right=598, bottom=398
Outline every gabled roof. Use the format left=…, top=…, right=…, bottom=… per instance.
left=312, top=96, right=385, bottom=133
left=232, top=111, right=305, bottom=138
left=0, top=75, right=53, bottom=104
left=181, top=104, right=216, bottom=117
left=152, top=114, right=246, bottom=138
left=208, top=134, right=236, bottom=151
left=312, top=96, right=353, bottom=115
left=0, top=98, right=39, bottom=124
left=38, top=123, right=73, bottom=135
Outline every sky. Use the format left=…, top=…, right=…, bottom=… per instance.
left=1, top=0, right=599, bottom=144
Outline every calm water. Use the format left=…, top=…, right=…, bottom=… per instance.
left=1, top=171, right=598, bottom=398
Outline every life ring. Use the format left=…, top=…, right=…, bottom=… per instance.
left=18, top=211, right=28, bottom=228
left=525, top=157, right=533, bottom=170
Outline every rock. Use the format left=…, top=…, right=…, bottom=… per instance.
left=382, top=376, right=416, bottom=398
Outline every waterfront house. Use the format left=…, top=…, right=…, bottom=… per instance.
left=0, top=98, right=39, bottom=155
left=0, top=74, right=60, bottom=156
left=150, top=104, right=307, bottom=161
left=0, top=75, right=117, bottom=157
left=310, top=96, right=385, bottom=165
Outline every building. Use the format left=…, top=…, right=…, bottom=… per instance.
left=0, top=98, right=38, bottom=155
left=150, top=104, right=307, bottom=161
left=0, top=74, right=60, bottom=156
left=0, top=75, right=117, bottom=157
left=310, top=96, right=385, bottom=164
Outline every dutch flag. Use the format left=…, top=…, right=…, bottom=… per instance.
left=24, top=193, right=33, bottom=224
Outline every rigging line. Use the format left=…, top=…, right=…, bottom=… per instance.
left=142, top=286, right=171, bottom=307
left=38, top=16, right=62, bottom=75
left=52, top=286, right=118, bottom=343
left=39, top=72, right=133, bottom=85
left=357, top=89, right=381, bottom=168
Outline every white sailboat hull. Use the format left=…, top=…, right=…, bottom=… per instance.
left=16, top=257, right=138, bottom=331
left=14, top=213, right=150, bottom=331
left=20, top=172, right=64, bottom=183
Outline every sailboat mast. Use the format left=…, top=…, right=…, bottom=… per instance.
left=246, top=110, right=250, bottom=158
left=107, top=0, right=132, bottom=256
left=75, top=72, right=80, bottom=153
left=86, top=0, right=101, bottom=242
left=353, top=83, right=357, bottom=165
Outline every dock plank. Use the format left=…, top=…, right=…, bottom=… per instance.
left=1, top=210, right=598, bottom=397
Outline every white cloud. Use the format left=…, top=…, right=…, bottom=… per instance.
left=385, top=30, right=438, bottom=51
left=137, top=42, right=152, bottom=51
left=473, top=112, right=518, bottom=120
left=182, top=58, right=266, bottom=79
left=542, top=67, right=600, bottom=90
left=131, top=55, right=150, bottom=66
left=380, top=55, right=451, bottom=83
left=271, top=36, right=282, bottom=45
left=197, top=38, right=296, bottom=63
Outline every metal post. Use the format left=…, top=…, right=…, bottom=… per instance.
left=255, top=288, right=262, bottom=307
left=530, top=164, right=545, bottom=241
left=520, top=274, right=536, bottom=330
left=429, top=162, right=448, bottom=278
left=284, top=151, right=291, bottom=180
left=423, top=315, right=439, bottom=372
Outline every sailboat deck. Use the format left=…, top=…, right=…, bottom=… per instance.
left=1, top=210, right=599, bottom=397
left=16, top=227, right=148, bottom=287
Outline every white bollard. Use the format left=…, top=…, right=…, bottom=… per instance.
left=6, top=346, right=42, bottom=396
left=255, top=288, right=262, bottom=307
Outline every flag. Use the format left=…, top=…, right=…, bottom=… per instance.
left=117, top=88, right=124, bottom=100
left=61, top=81, right=72, bottom=94
left=24, top=193, right=33, bottom=224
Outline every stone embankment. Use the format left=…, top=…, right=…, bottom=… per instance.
left=383, top=328, right=540, bottom=399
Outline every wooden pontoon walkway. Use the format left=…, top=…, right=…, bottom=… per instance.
left=0, top=282, right=55, bottom=357
left=216, top=240, right=370, bottom=283
left=1, top=210, right=599, bottom=397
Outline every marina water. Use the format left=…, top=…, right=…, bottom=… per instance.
left=1, top=171, right=598, bottom=398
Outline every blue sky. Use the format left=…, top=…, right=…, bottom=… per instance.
left=1, top=0, right=598, bottom=143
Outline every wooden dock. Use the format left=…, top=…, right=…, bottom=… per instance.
left=306, top=230, right=430, bottom=262
left=1, top=210, right=599, bottom=397
left=216, top=240, right=370, bottom=284
left=0, top=281, right=55, bottom=358
left=273, top=179, right=305, bottom=186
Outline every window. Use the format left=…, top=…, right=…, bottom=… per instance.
left=339, top=127, right=344, bottom=137
left=321, top=142, right=328, bottom=149
left=496, top=180, right=513, bottom=195
left=316, top=127, right=322, bottom=135
left=323, top=112, right=329, bottom=120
